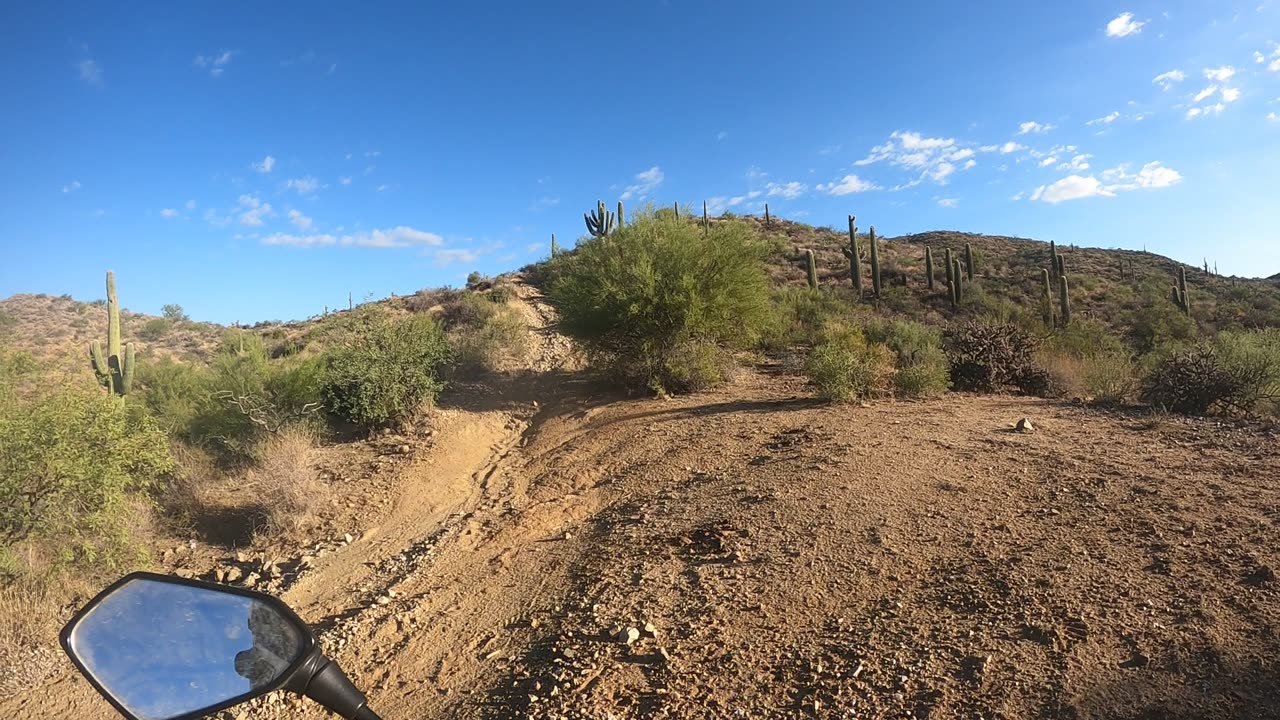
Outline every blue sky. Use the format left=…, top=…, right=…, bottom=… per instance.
left=2, top=1, right=1278, bottom=323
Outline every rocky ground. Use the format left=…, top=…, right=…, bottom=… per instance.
left=6, top=283, right=1280, bottom=720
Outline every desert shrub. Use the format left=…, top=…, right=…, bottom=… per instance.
left=865, top=319, right=950, bottom=397
left=1215, top=329, right=1280, bottom=414
left=657, top=339, right=733, bottom=395
left=321, top=311, right=450, bottom=430
left=1142, top=344, right=1237, bottom=415
left=247, top=426, right=324, bottom=538
left=138, top=317, right=173, bottom=340
left=945, top=321, right=1052, bottom=395
left=161, top=304, right=188, bottom=322
left=0, top=311, right=15, bottom=338
left=451, top=309, right=528, bottom=374
left=760, top=288, right=859, bottom=350
left=466, top=271, right=485, bottom=288
left=135, top=357, right=213, bottom=435
left=1045, top=318, right=1127, bottom=359
left=160, top=442, right=220, bottom=525
left=1124, top=283, right=1197, bottom=352
left=488, top=281, right=516, bottom=304
left=550, top=214, right=771, bottom=393
left=0, top=387, right=172, bottom=569
left=804, top=327, right=896, bottom=402
left=1083, top=353, right=1139, bottom=405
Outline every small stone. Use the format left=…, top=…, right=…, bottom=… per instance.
left=300, top=555, right=316, bottom=568
left=658, top=647, right=672, bottom=662
left=214, top=568, right=227, bottom=583
left=235, top=551, right=249, bottom=563
left=344, top=533, right=354, bottom=544
left=1015, top=418, right=1035, bottom=433
left=622, top=627, right=640, bottom=645
left=174, top=568, right=194, bottom=579
left=530, top=618, right=541, bottom=630
left=376, top=596, right=391, bottom=606
left=242, top=572, right=260, bottom=588
left=643, top=622, right=658, bottom=637
left=562, top=647, right=577, bottom=659
left=224, top=567, right=243, bottom=583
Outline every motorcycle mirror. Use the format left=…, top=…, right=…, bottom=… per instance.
left=61, top=572, right=380, bottom=720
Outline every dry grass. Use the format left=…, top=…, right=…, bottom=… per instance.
left=247, top=426, right=325, bottom=540
left=161, top=442, right=221, bottom=525
left=0, top=548, right=94, bottom=698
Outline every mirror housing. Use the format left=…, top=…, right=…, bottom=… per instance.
left=60, top=572, right=374, bottom=720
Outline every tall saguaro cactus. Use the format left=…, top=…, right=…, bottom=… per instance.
left=584, top=200, right=616, bottom=238
left=550, top=233, right=560, bottom=258
left=868, top=225, right=882, bottom=298
left=1041, top=268, right=1055, bottom=328
left=964, top=242, right=975, bottom=281
left=1059, top=275, right=1072, bottom=326
left=925, top=246, right=935, bottom=290
left=945, top=247, right=955, bottom=288
left=1172, top=266, right=1191, bottom=315
left=702, top=201, right=709, bottom=233
left=951, top=259, right=964, bottom=307
left=842, top=215, right=863, bottom=297
left=805, top=249, right=818, bottom=290
left=764, top=203, right=771, bottom=227
left=617, top=201, right=625, bottom=228
left=89, top=270, right=135, bottom=397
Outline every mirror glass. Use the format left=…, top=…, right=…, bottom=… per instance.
left=65, top=577, right=306, bottom=720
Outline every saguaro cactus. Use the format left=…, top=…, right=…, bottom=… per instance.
left=868, top=225, right=882, bottom=298
left=584, top=200, right=615, bottom=238
left=925, top=246, right=935, bottom=290
left=764, top=203, right=771, bottom=227
left=950, top=259, right=963, bottom=307
left=964, top=242, right=975, bottom=281
left=1172, top=266, right=1190, bottom=315
left=617, top=201, right=625, bottom=228
left=805, top=249, right=818, bottom=289
left=842, top=215, right=863, bottom=296
left=1049, top=240, right=1059, bottom=283
left=673, top=201, right=679, bottom=219
left=551, top=233, right=560, bottom=258
left=702, top=201, right=709, bottom=233
left=1041, top=268, right=1055, bottom=328
left=89, top=270, right=135, bottom=397
left=1059, top=275, right=1072, bottom=326
left=945, top=247, right=955, bottom=288
left=1056, top=253, right=1066, bottom=279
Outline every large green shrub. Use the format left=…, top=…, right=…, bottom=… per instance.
left=448, top=296, right=529, bottom=375
left=0, top=388, right=173, bottom=568
left=760, top=287, right=864, bottom=350
left=1215, top=329, right=1280, bottom=414
left=321, top=311, right=450, bottom=429
left=804, top=327, right=896, bottom=402
left=1142, top=330, right=1280, bottom=416
left=865, top=319, right=951, bottom=397
left=549, top=214, right=771, bottom=393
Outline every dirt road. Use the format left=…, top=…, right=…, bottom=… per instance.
left=9, top=284, right=1280, bottom=720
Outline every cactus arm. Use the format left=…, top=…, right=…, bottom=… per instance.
left=106, top=270, right=121, bottom=364
left=617, top=201, right=624, bottom=228
left=1059, top=276, right=1072, bottom=326
left=121, top=343, right=135, bottom=395
left=845, top=215, right=863, bottom=296
left=1041, top=268, right=1055, bottom=328
left=805, top=249, right=818, bottom=289
left=90, top=340, right=110, bottom=386
left=965, top=242, right=975, bottom=281
left=925, top=247, right=935, bottom=291
left=869, top=226, right=881, bottom=297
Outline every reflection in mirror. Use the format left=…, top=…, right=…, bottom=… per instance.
left=66, top=577, right=305, bottom=720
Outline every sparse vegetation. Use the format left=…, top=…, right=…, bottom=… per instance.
left=444, top=293, right=529, bottom=375
left=161, top=304, right=188, bottom=322
left=804, top=326, right=896, bottom=402
left=945, top=321, right=1051, bottom=396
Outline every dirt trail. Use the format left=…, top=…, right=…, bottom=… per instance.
left=9, top=284, right=1280, bottom=720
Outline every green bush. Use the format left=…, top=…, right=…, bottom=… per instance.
left=1125, top=282, right=1197, bottom=353
left=451, top=310, right=528, bottom=374
left=760, top=288, right=860, bottom=350
left=550, top=213, right=772, bottom=393
left=0, top=388, right=173, bottom=569
left=161, top=304, right=188, bottom=322
left=865, top=319, right=950, bottom=397
left=804, top=327, right=896, bottom=402
left=1215, top=329, right=1280, bottom=414
left=321, top=311, right=450, bottom=429
left=139, top=317, right=173, bottom=341
left=1045, top=318, right=1127, bottom=359
left=1142, top=330, right=1280, bottom=416
left=946, top=321, right=1052, bottom=395
left=1083, top=353, right=1138, bottom=406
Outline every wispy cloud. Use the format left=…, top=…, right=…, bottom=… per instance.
left=159, top=208, right=179, bottom=218
left=287, top=209, right=313, bottom=230
left=998, top=141, right=1023, bottom=154
left=818, top=144, right=842, bottom=156
left=339, top=176, right=352, bottom=186
left=1193, top=86, right=1219, bottom=102
left=237, top=194, right=272, bottom=226
left=1186, top=103, right=1226, bottom=119
left=1203, top=66, right=1237, bottom=82
left=194, top=51, right=235, bottom=77
left=1152, top=69, right=1185, bottom=90
left=61, top=180, right=81, bottom=193
left=1105, top=12, right=1145, bottom=38
left=1087, top=111, right=1121, bottom=126
left=284, top=176, right=320, bottom=195
left=704, top=193, right=763, bottom=215
left=1028, top=161, right=1181, bottom=203
left=185, top=199, right=197, bottom=210
left=434, top=248, right=481, bottom=267
left=1057, top=154, right=1092, bottom=172
left=816, top=174, right=880, bottom=196
left=252, top=155, right=276, bottom=173
left=620, top=166, right=664, bottom=201
left=261, top=226, right=444, bottom=249
left=1017, top=121, right=1055, bottom=135
left=765, top=181, right=807, bottom=199
left=937, top=198, right=959, bottom=208
left=78, top=59, right=102, bottom=85
left=854, top=131, right=978, bottom=185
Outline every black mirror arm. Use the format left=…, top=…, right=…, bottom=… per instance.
left=283, top=648, right=383, bottom=720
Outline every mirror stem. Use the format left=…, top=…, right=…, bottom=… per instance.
left=284, top=650, right=382, bottom=720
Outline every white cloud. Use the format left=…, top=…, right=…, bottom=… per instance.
left=1017, top=121, right=1054, bottom=135
left=998, top=141, right=1024, bottom=154
left=1029, top=161, right=1181, bottom=203
left=1057, top=154, right=1093, bottom=172
left=285, top=176, right=320, bottom=195
left=194, top=51, right=234, bottom=77
left=1193, top=85, right=1219, bottom=102
left=184, top=199, right=197, bottom=210
left=339, top=176, right=352, bottom=186
left=1185, top=107, right=1203, bottom=119
left=818, top=144, right=842, bottom=155
left=364, top=150, right=381, bottom=158
left=853, top=131, right=978, bottom=185
left=745, top=165, right=767, bottom=181
left=1039, top=157, right=1057, bottom=167
left=1269, top=112, right=1279, bottom=122
left=816, top=174, right=880, bottom=195
left=203, top=208, right=231, bottom=227
left=61, top=180, right=81, bottom=193
left=937, top=198, right=959, bottom=208
left=620, top=166, right=664, bottom=201
left=78, top=59, right=102, bottom=85
left=434, top=248, right=480, bottom=267
left=237, top=194, right=272, bottom=226
left=765, top=181, right=806, bottom=199
left=252, top=155, right=276, bottom=173
left=1087, top=111, right=1121, bottom=125
left=1187, top=103, right=1226, bottom=119
left=287, top=209, right=313, bottom=230
left=1153, top=69, right=1185, bottom=90
left=261, top=226, right=443, bottom=249
left=1222, top=87, right=1242, bottom=103
left=1106, top=12, right=1145, bottom=37
left=1203, top=66, right=1236, bottom=82
left=159, top=208, right=179, bottom=218
left=375, top=184, right=391, bottom=192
